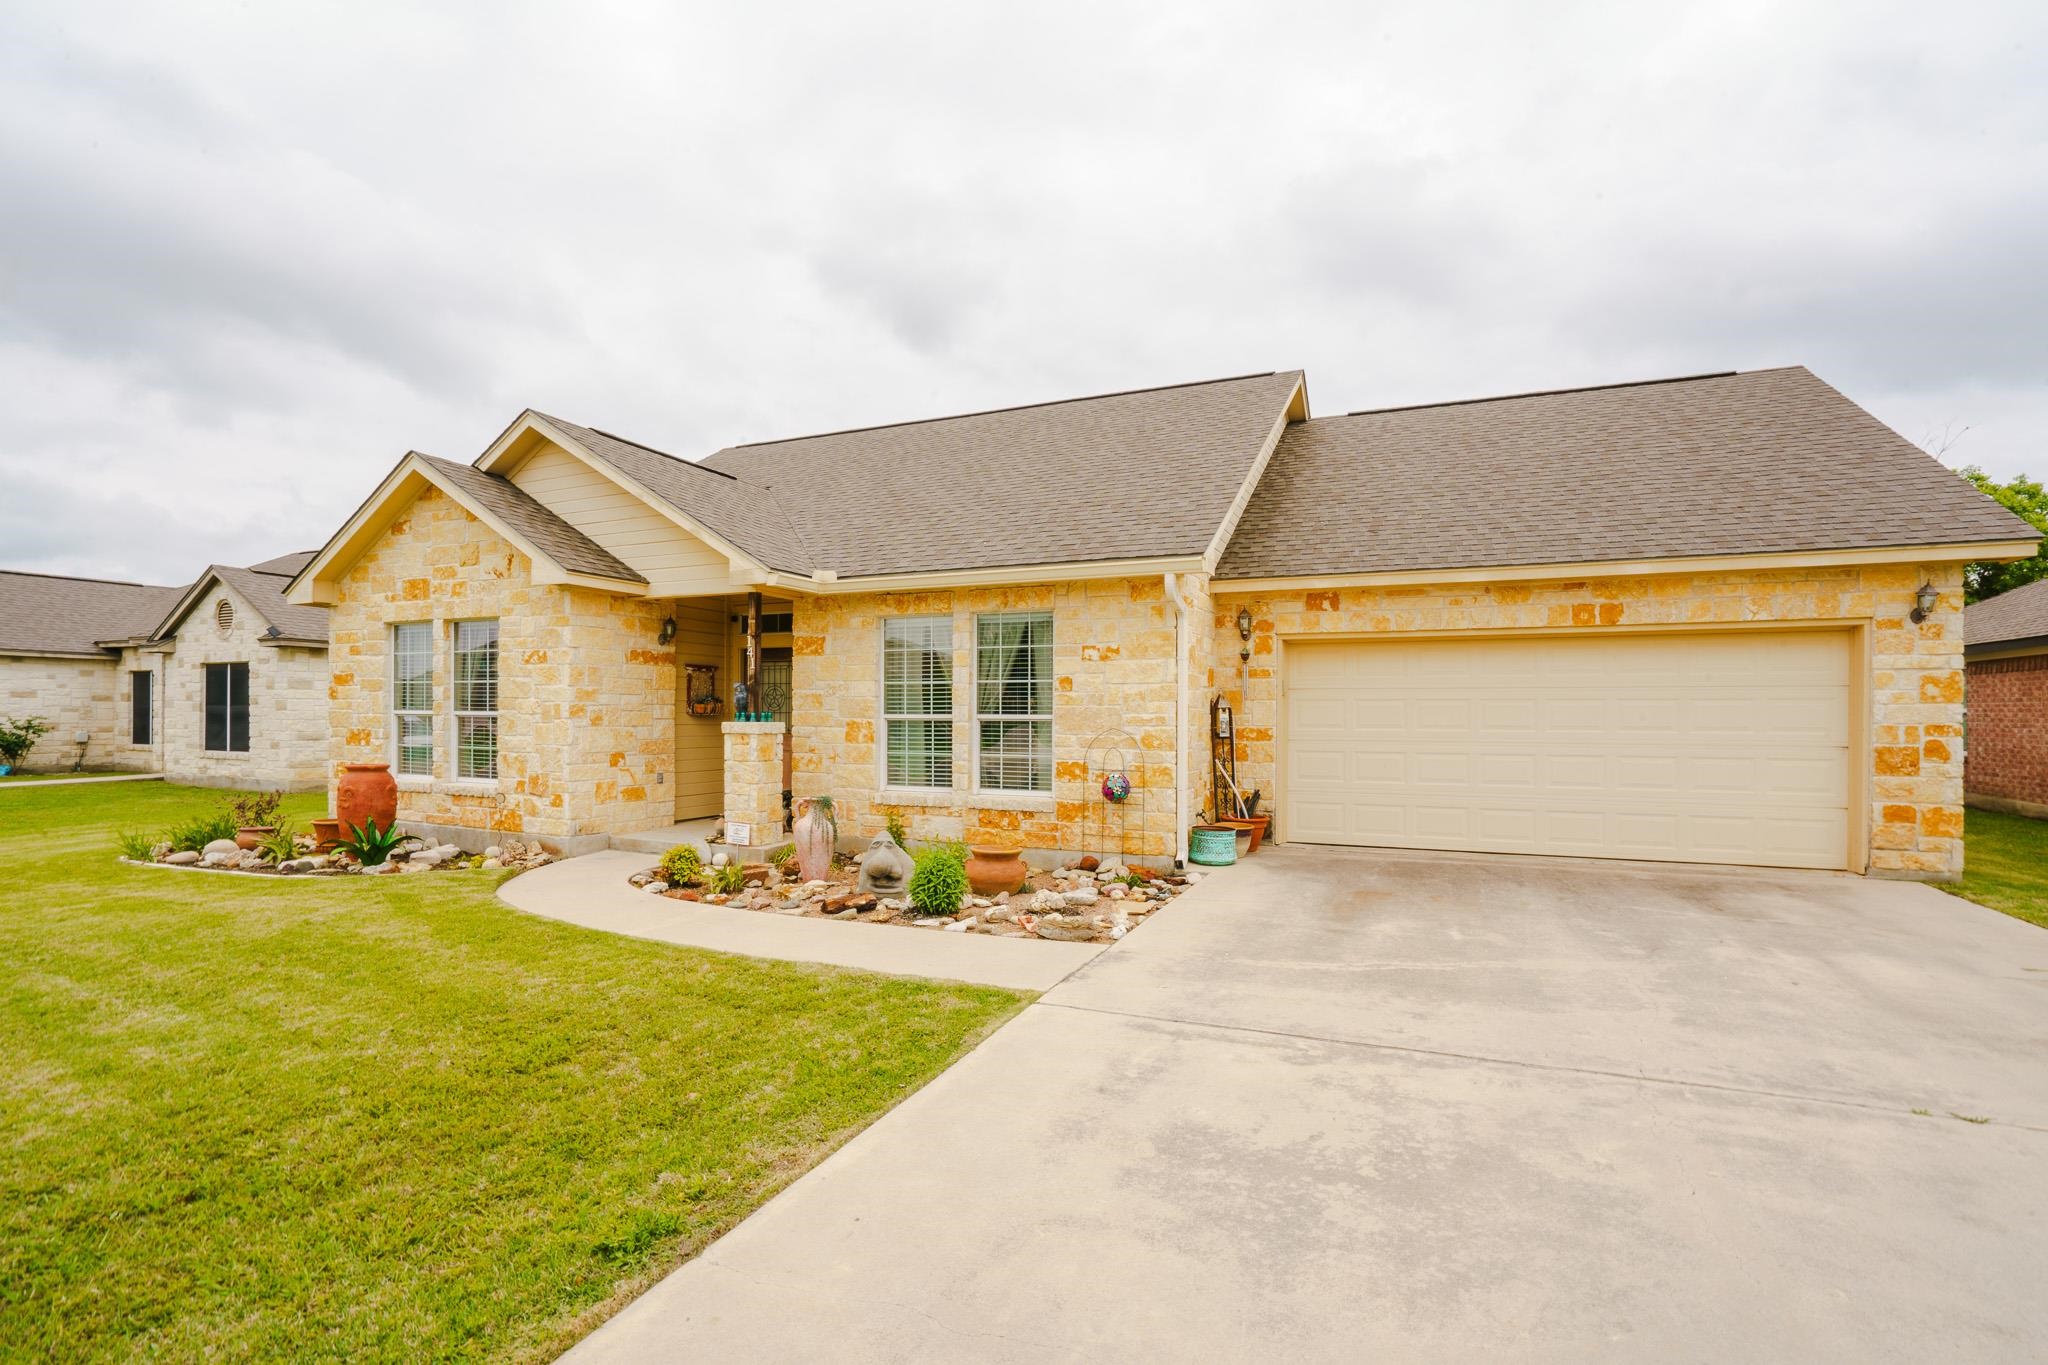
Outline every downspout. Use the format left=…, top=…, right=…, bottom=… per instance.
left=1164, top=573, right=1189, bottom=867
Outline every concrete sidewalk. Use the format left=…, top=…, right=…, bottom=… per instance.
left=497, top=849, right=1107, bottom=992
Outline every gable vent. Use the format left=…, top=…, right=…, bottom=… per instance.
left=215, top=598, right=235, bottom=634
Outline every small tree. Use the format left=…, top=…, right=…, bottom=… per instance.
left=0, top=716, right=52, bottom=767
left=1960, top=467, right=2048, bottom=603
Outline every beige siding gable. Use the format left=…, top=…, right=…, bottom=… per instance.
left=508, top=444, right=731, bottom=597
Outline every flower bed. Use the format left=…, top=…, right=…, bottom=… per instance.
left=123, top=835, right=554, bottom=877
left=628, top=851, right=1200, bottom=944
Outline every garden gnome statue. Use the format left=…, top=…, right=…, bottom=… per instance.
left=856, top=833, right=913, bottom=897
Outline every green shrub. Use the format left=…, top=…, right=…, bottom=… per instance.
left=908, top=846, right=968, bottom=918
left=658, top=845, right=702, bottom=884
left=115, top=830, right=158, bottom=861
left=252, top=822, right=300, bottom=864
left=167, top=810, right=238, bottom=852
left=0, top=715, right=51, bottom=767
left=884, top=810, right=909, bottom=850
left=709, top=863, right=748, bottom=895
left=335, top=818, right=407, bottom=867
left=229, top=790, right=283, bottom=828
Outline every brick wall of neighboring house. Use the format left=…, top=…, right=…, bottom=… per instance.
left=789, top=577, right=1186, bottom=862
left=160, top=578, right=329, bottom=791
left=1965, top=652, right=2048, bottom=811
left=0, top=653, right=157, bottom=772
left=326, top=485, right=674, bottom=841
left=1211, top=561, right=1969, bottom=880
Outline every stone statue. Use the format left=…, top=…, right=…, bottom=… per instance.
left=856, top=833, right=913, bottom=897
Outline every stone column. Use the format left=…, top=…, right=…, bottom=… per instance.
left=721, top=720, right=786, bottom=851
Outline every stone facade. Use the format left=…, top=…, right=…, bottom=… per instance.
left=1210, top=561, right=1968, bottom=879
left=720, top=721, right=786, bottom=846
left=0, top=653, right=155, bottom=772
left=1964, top=651, right=2048, bottom=817
left=159, top=578, right=329, bottom=790
left=325, top=485, right=675, bottom=841
left=789, top=577, right=1185, bottom=862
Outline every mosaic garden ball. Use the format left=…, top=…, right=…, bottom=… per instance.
left=1101, top=771, right=1132, bottom=803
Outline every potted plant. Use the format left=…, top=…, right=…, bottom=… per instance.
left=0, top=715, right=52, bottom=776
left=791, top=795, right=837, bottom=882
left=964, top=844, right=1027, bottom=896
left=231, top=790, right=284, bottom=850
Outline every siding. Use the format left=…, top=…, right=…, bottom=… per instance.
left=672, top=601, right=726, bottom=818
left=508, top=445, right=732, bottom=596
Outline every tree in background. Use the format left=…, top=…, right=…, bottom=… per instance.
left=1960, top=467, right=2047, bottom=603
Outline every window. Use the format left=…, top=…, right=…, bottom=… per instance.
left=130, top=670, right=152, bottom=745
left=392, top=623, right=434, bottom=776
left=882, top=615, right=952, bottom=787
left=452, top=619, right=499, bottom=779
left=975, top=612, right=1053, bottom=792
left=203, top=662, right=249, bottom=752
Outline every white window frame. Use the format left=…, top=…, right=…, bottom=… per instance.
left=880, top=614, right=954, bottom=790
left=451, top=618, right=499, bottom=781
left=391, top=622, right=435, bottom=777
left=973, top=610, right=1054, bottom=794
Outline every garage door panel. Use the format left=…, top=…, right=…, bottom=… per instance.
left=1283, top=632, right=1851, bottom=871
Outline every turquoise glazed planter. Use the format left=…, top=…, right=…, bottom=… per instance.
left=1189, top=825, right=1237, bottom=866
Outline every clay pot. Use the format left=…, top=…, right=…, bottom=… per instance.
left=1218, top=815, right=1269, bottom=853
left=791, top=799, right=836, bottom=882
left=310, top=818, right=344, bottom=853
left=965, top=845, right=1027, bottom=896
left=336, top=762, right=399, bottom=834
left=234, top=826, right=275, bottom=851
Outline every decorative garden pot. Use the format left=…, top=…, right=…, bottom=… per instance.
left=1189, top=824, right=1238, bottom=866
left=1218, top=814, right=1269, bottom=853
left=336, top=762, right=399, bottom=834
left=235, top=825, right=275, bottom=851
left=964, top=845, right=1027, bottom=896
left=791, top=799, right=835, bottom=882
left=310, top=818, right=344, bottom=853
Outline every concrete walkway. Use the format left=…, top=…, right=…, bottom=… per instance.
left=497, top=850, right=1106, bottom=992
left=565, top=845, right=2048, bottom=1362
left=0, top=772, right=162, bottom=790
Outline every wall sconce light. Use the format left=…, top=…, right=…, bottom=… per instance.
left=1236, top=605, right=1254, bottom=661
left=657, top=617, right=677, bottom=645
left=1909, top=583, right=1939, bottom=624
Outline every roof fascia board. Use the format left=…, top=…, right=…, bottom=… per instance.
left=1202, top=376, right=1308, bottom=575
left=484, top=414, right=780, bottom=580
left=749, top=554, right=1208, bottom=596
left=1965, top=635, right=2048, bottom=661
left=286, top=454, right=648, bottom=606
left=1213, top=540, right=2045, bottom=594
left=1, top=647, right=118, bottom=660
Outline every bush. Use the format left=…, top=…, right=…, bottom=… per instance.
left=335, top=818, right=407, bottom=867
left=766, top=842, right=796, bottom=877
left=907, top=846, right=968, bottom=918
left=884, top=810, right=909, bottom=850
left=167, top=810, right=238, bottom=852
left=709, top=863, right=748, bottom=895
left=658, top=845, right=702, bottom=885
left=229, top=790, right=283, bottom=828
left=0, top=715, right=52, bottom=767
left=115, top=830, right=157, bottom=861
left=252, top=823, right=300, bottom=864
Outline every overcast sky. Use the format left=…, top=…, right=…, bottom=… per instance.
left=2, top=1, right=2042, bottom=583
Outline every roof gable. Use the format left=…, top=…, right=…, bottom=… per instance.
left=1217, top=367, right=2041, bottom=580
left=1966, top=577, right=2048, bottom=650
left=152, top=562, right=331, bottom=645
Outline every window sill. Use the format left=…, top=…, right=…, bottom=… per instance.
left=873, top=787, right=1055, bottom=814
left=876, top=787, right=963, bottom=808
left=395, top=775, right=434, bottom=793
left=437, top=780, right=502, bottom=798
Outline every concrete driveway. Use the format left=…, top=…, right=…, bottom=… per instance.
left=567, top=846, right=2048, bottom=1363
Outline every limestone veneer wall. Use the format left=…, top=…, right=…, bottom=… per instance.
left=790, top=577, right=1185, bottom=861
left=1209, top=561, right=1968, bottom=879
left=326, top=485, right=675, bottom=840
left=0, top=653, right=155, bottom=772
left=160, top=578, right=329, bottom=790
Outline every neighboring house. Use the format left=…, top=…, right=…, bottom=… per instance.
left=1963, top=576, right=2048, bottom=820
left=284, top=367, right=2039, bottom=881
left=0, top=552, right=330, bottom=788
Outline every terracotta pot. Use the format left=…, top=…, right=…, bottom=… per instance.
left=791, top=799, right=836, bottom=882
left=964, top=845, right=1027, bottom=896
left=336, top=762, right=399, bottom=834
left=234, top=826, right=275, bottom=851
left=310, top=818, right=344, bottom=853
left=1218, top=814, right=1270, bottom=853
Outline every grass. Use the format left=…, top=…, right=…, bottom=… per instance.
left=1943, top=807, right=2048, bottom=929
left=0, top=783, right=1026, bottom=1361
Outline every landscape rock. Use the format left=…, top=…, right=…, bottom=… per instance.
left=484, top=845, right=503, bottom=860
left=1030, top=889, right=1068, bottom=913
left=644, top=880, right=669, bottom=894
left=203, top=838, right=241, bottom=859
left=480, top=858, right=502, bottom=870
left=1064, top=885, right=1099, bottom=906
left=164, top=850, right=201, bottom=865
left=1078, top=855, right=1100, bottom=871
left=277, top=858, right=317, bottom=874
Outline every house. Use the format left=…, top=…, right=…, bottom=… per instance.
left=1963, top=576, right=2048, bottom=820
left=283, top=367, right=2039, bottom=881
left=0, top=553, right=330, bottom=788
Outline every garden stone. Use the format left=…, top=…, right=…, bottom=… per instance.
left=644, top=881, right=669, bottom=894
left=203, top=838, right=240, bottom=860
left=480, top=857, right=502, bottom=869
left=1064, top=885, right=1099, bottom=905
left=164, top=850, right=201, bottom=865
left=278, top=858, right=316, bottom=874
left=1030, top=889, right=1067, bottom=913
left=1185, top=871, right=1202, bottom=882
left=484, top=845, right=503, bottom=860
left=710, top=851, right=729, bottom=867
left=361, top=861, right=397, bottom=875
left=944, top=919, right=972, bottom=932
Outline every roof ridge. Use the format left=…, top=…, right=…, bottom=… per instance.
left=0, top=568, right=178, bottom=589
left=1338, top=370, right=1746, bottom=419
left=725, top=370, right=1291, bottom=450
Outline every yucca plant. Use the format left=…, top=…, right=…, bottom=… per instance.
left=709, top=862, right=748, bottom=895
left=253, top=822, right=301, bottom=864
left=335, top=818, right=407, bottom=867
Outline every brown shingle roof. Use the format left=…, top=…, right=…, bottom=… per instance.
left=1217, top=367, right=2040, bottom=580
left=246, top=550, right=317, bottom=576
left=415, top=454, right=647, bottom=584
left=679, top=371, right=1305, bottom=579
left=1966, top=577, right=2048, bottom=650
left=0, top=571, right=182, bottom=656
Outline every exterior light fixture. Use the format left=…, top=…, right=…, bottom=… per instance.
left=1236, top=605, right=1254, bottom=662
left=1909, top=583, right=1939, bottom=624
left=658, top=617, right=677, bottom=645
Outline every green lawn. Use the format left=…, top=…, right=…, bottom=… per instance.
left=0, top=783, right=1025, bottom=1362
left=1945, top=806, right=2048, bottom=929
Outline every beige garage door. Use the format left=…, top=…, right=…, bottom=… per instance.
left=1283, top=630, right=1852, bottom=869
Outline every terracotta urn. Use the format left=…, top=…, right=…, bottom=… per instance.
left=234, top=825, right=275, bottom=851
left=791, top=798, right=836, bottom=882
left=310, top=817, right=344, bottom=853
left=1218, top=814, right=1270, bottom=853
left=964, top=845, right=1027, bottom=896
left=336, top=762, right=399, bottom=834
